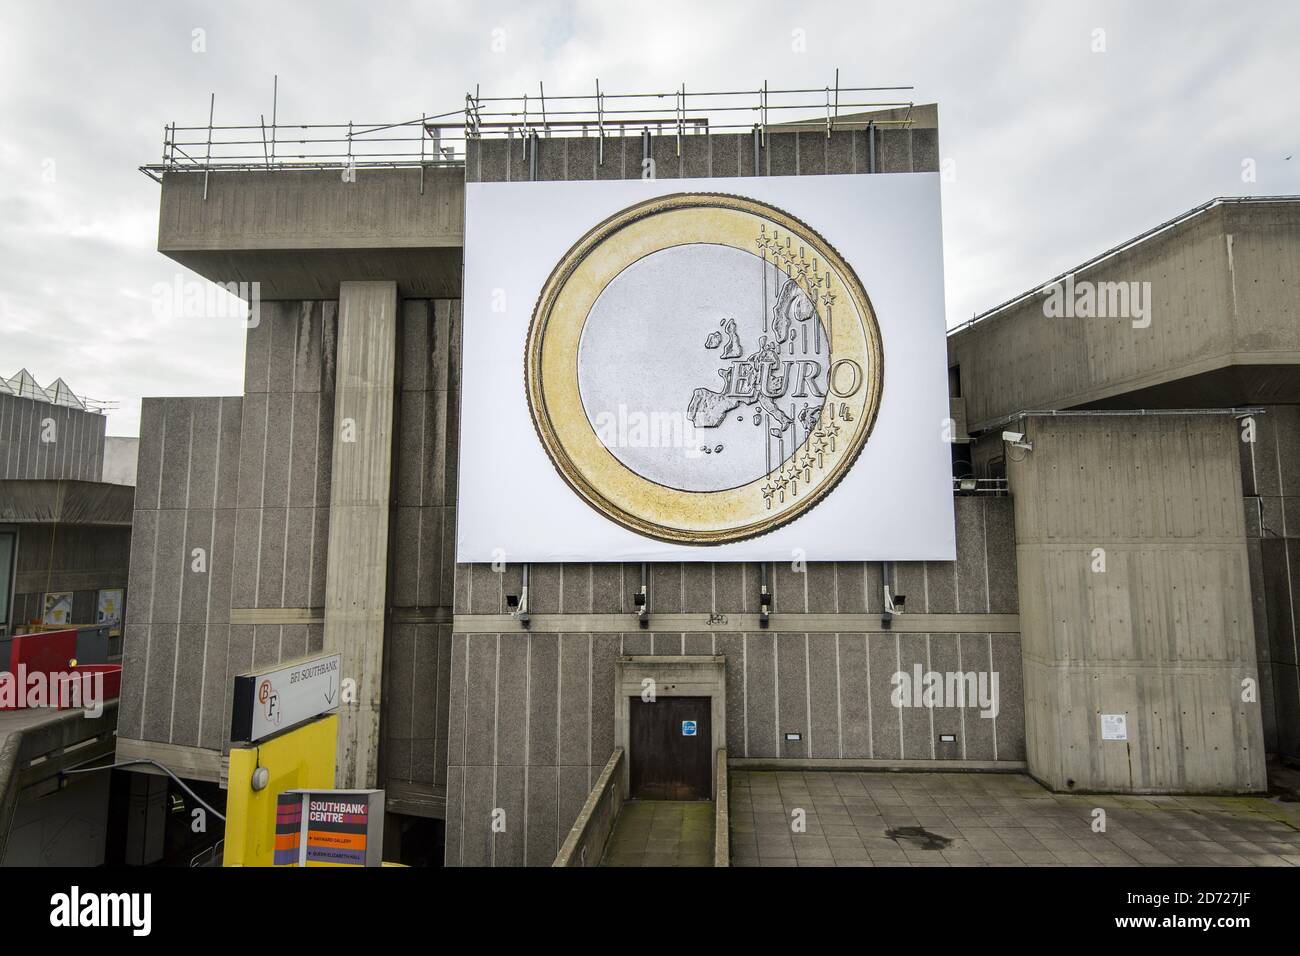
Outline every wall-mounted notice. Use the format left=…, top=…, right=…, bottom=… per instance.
left=459, top=173, right=955, bottom=562
left=1100, top=714, right=1128, bottom=741
left=96, top=588, right=124, bottom=636
left=42, top=591, right=73, bottom=627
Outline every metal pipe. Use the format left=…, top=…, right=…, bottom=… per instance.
left=270, top=75, right=277, bottom=166
left=980, top=406, right=1268, bottom=434
left=64, top=758, right=226, bottom=822
left=596, top=78, right=604, bottom=165
left=470, top=84, right=913, bottom=102
left=638, top=563, right=649, bottom=628
left=202, top=92, right=214, bottom=199
left=880, top=560, right=893, bottom=628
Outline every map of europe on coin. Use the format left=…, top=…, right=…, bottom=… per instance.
left=526, top=192, right=884, bottom=544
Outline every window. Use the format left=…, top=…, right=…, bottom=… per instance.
left=0, top=529, right=16, bottom=637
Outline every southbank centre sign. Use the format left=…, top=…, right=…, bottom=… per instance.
left=273, top=789, right=385, bottom=867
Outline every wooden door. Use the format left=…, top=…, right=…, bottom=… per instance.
left=629, top=696, right=712, bottom=800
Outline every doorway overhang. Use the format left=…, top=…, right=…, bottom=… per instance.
left=614, top=655, right=726, bottom=798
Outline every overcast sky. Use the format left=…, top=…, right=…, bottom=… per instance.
left=1, top=0, right=1296, bottom=435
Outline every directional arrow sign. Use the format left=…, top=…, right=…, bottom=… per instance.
left=231, top=653, right=342, bottom=743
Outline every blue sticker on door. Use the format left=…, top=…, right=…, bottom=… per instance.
left=682, top=720, right=697, bottom=737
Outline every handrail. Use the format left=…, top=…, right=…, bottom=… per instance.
left=714, top=748, right=729, bottom=867
left=553, top=748, right=624, bottom=867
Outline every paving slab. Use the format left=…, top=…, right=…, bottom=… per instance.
left=728, top=770, right=1300, bottom=868
left=601, top=799, right=715, bottom=867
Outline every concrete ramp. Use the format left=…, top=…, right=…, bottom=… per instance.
left=555, top=747, right=730, bottom=867
left=600, top=800, right=714, bottom=867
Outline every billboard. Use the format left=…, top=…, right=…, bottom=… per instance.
left=459, top=172, right=954, bottom=562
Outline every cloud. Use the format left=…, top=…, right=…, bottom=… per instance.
left=1, top=0, right=1297, bottom=435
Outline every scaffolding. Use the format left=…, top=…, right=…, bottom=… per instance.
left=139, top=76, right=915, bottom=183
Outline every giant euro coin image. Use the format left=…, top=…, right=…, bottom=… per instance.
left=526, top=193, right=884, bottom=545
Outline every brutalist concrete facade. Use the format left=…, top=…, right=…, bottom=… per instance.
left=0, top=387, right=128, bottom=640
left=116, top=101, right=1289, bottom=866
left=444, top=498, right=1023, bottom=866
left=116, top=296, right=462, bottom=807
left=950, top=198, right=1300, bottom=771
left=1240, top=403, right=1300, bottom=759
left=440, top=117, right=1027, bottom=865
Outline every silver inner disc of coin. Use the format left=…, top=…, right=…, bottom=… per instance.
left=578, top=242, right=830, bottom=493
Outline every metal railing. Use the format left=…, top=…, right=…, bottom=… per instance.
left=953, top=477, right=1009, bottom=496
left=189, top=839, right=224, bottom=868
left=140, top=76, right=915, bottom=182
left=141, top=111, right=462, bottom=181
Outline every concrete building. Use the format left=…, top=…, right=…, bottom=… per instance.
left=112, top=90, right=1293, bottom=866
left=0, top=371, right=128, bottom=653
left=0, top=372, right=132, bottom=866
left=949, top=197, right=1300, bottom=781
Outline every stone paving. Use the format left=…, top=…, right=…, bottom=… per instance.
left=728, top=770, right=1300, bottom=867
left=601, top=800, right=715, bottom=867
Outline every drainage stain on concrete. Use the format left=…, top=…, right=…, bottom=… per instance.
left=885, top=826, right=953, bottom=851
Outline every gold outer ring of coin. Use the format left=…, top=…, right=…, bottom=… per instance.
left=525, top=192, right=884, bottom=545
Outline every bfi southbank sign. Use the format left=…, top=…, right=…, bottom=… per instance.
left=230, top=653, right=341, bottom=743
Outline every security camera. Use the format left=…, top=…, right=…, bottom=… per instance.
left=1002, top=429, right=1033, bottom=452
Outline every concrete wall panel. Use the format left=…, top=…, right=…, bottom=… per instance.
left=0, top=392, right=105, bottom=482
left=1011, top=414, right=1266, bottom=791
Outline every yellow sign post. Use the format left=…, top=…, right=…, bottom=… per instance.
left=223, top=714, right=338, bottom=867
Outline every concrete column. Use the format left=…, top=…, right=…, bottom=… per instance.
left=324, top=281, right=399, bottom=787
left=124, top=772, right=167, bottom=866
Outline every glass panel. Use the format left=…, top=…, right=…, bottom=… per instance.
left=0, top=532, right=15, bottom=631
